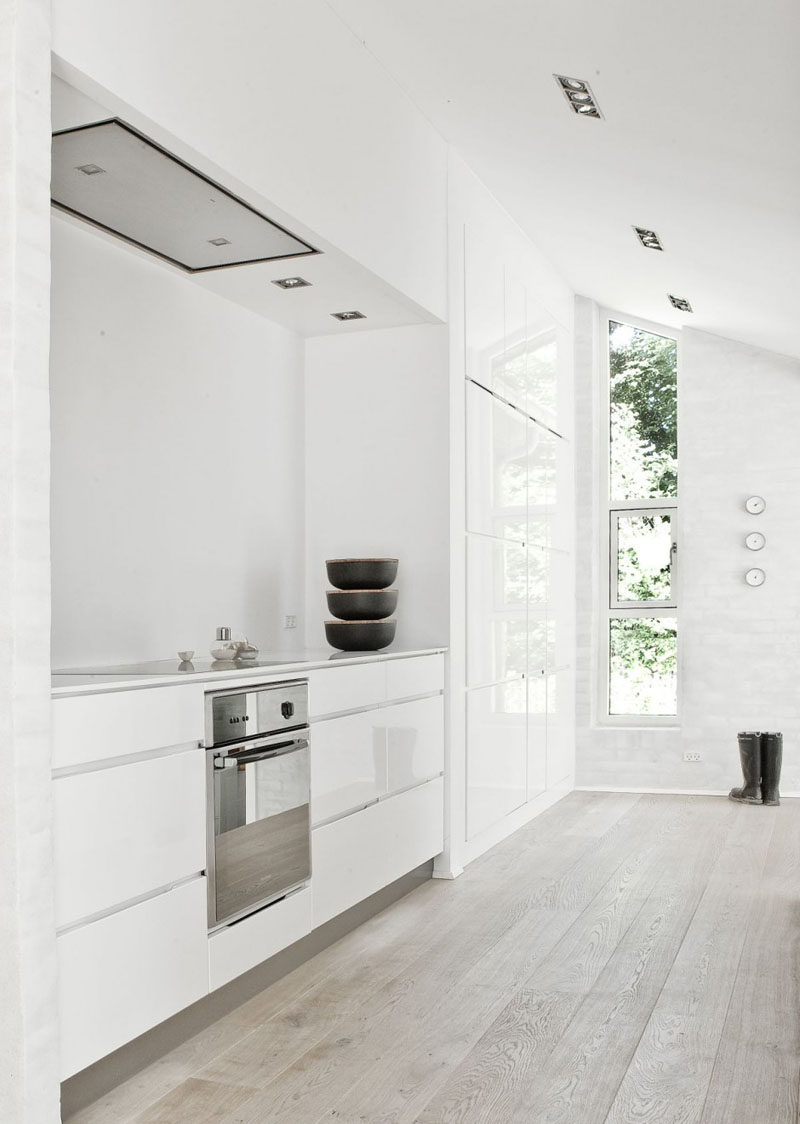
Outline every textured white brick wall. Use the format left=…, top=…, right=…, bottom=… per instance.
left=576, top=302, right=800, bottom=794
left=0, top=1, right=60, bottom=1119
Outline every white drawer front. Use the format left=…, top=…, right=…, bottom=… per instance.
left=308, top=662, right=386, bottom=717
left=52, top=684, right=204, bottom=769
left=208, top=886, right=312, bottom=992
left=53, top=748, right=206, bottom=929
left=311, top=710, right=388, bottom=826
left=311, top=777, right=443, bottom=928
left=385, top=695, right=444, bottom=795
left=385, top=654, right=444, bottom=701
left=58, top=878, right=208, bottom=1079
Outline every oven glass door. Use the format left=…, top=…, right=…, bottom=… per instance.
left=212, top=737, right=310, bottom=927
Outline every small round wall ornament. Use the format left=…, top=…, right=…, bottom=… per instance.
left=745, top=567, right=766, bottom=587
left=745, top=532, right=766, bottom=551
left=745, top=495, right=766, bottom=515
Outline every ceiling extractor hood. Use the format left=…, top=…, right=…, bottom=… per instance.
left=51, top=119, right=318, bottom=272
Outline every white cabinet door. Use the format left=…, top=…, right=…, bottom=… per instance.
left=385, top=654, right=444, bottom=701
left=53, top=748, right=206, bottom=929
left=308, top=662, right=386, bottom=718
left=547, top=667, right=575, bottom=788
left=384, top=695, right=444, bottom=794
left=310, top=710, right=388, bottom=826
left=311, top=778, right=443, bottom=928
left=466, top=681, right=527, bottom=840
left=208, top=887, right=312, bottom=992
left=58, top=878, right=208, bottom=1079
left=52, top=684, right=203, bottom=769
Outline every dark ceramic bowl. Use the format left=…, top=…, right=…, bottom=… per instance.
left=326, top=558, right=398, bottom=591
left=324, top=619, right=397, bottom=652
left=326, top=588, right=398, bottom=621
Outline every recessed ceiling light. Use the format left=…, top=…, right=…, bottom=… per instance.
left=331, top=310, right=366, bottom=321
left=271, top=277, right=311, bottom=289
left=554, top=74, right=603, bottom=118
left=634, top=227, right=664, bottom=251
left=668, top=294, right=693, bottom=312
left=76, top=163, right=105, bottom=176
left=208, top=237, right=231, bottom=246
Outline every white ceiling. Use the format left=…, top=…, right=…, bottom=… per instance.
left=329, top=0, right=800, bottom=359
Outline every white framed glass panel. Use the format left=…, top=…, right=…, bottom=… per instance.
left=611, top=509, right=676, bottom=608
left=609, top=320, right=677, bottom=503
left=608, top=616, right=678, bottom=717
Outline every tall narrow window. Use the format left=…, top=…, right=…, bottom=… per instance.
left=604, top=318, right=678, bottom=719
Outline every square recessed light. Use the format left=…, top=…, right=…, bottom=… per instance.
left=272, top=277, right=311, bottom=289
left=331, top=310, right=366, bottom=321
left=668, top=294, right=693, bottom=313
left=634, top=226, right=664, bottom=251
left=208, top=237, right=231, bottom=247
left=554, top=75, right=603, bottom=118
left=76, top=163, right=105, bottom=176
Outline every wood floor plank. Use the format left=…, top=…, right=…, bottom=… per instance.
left=699, top=807, right=800, bottom=1124
left=416, top=798, right=738, bottom=1124
left=603, top=808, right=778, bottom=1124
left=131, top=1077, right=258, bottom=1124
left=65, top=795, right=800, bottom=1124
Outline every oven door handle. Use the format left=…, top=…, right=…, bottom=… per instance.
left=225, top=738, right=308, bottom=766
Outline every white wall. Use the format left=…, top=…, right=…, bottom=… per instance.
left=576, top=308, right=800, bottom=794
left=304, top=324, right=449, bottom=651
left=51, top=0, right=447, bottom=322
left=0, top=0, right=60, bottom=1118
left=51, top=218, right=306, bottom=667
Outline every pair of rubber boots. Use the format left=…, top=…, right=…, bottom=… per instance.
left=729, top=731, right=782, bottom=806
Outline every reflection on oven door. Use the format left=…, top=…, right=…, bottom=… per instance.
left=214, top=747, right=310, bottom=925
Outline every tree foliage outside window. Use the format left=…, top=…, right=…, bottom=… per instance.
left=610, top=322, right=677, bottom=501
left=607, top=320, right=678, bottom=718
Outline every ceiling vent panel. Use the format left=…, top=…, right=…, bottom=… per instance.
left=51, top=119, right=318, bottom=272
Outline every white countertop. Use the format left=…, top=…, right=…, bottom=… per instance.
left=52, top=646, right=447, bottom=698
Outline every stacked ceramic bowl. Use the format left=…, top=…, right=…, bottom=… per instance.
left=325, top=558, right=398, bottom=651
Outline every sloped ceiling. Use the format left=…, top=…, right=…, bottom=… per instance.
left=330, top=0, right=800, bottom=359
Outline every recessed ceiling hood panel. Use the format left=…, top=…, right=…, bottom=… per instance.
left=51, top=119, right=318, bottom=272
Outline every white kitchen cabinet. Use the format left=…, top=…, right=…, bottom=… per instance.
left=466, top=680, right=527, bottom=840
left=465, top=381, right=528, bottom=543
left=385, top=695, right=444, bottom=793
left=58, top=877, right=208, bottom=1079
left=52, top=683, right=203, bottom=769
left=311, top=709, right=389, bottom=826
left=311, top=777, right=443, bottom=928
left=385, top=653, right=444, bottom=700
left=208, top=886, right=312, bottom=992
left=547, top=667, right=575, bottom=788
left=527, top=674, right=547, bottom=801
left=464, top=223, right=504, bottom=397
left=466, top=533, right=527, bottom=689
left=308, top=661, right=386, bottom=717
left=53, top=747, right=206, bottom=929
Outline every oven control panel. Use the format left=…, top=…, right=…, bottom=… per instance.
left=206, top=680, right=308, bottom=747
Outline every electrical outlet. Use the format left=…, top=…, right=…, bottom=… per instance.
left=683, top=751, right=702, bottom=762
left=284, top=614, right=297, bottom=630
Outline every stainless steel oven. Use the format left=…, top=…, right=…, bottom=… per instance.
left=205, top=680, right=310, bottom=931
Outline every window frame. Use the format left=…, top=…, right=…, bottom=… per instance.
left=596, top=309, right=680, bottom=728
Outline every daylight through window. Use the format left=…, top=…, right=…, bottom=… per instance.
left=606, top=319, right=678, bottom=718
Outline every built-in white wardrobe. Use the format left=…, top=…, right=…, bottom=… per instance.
left=443, top=152, right=576, bottom=874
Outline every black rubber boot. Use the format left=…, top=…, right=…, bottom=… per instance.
left=761, top=732, right=783, bottom=806
left=729, top=731, right=762, bottom=804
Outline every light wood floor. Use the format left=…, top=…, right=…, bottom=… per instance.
left=68, top=792, right=800, bottom=1123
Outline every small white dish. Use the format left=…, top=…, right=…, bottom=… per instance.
left=178, top=649, right=194, bottom=662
